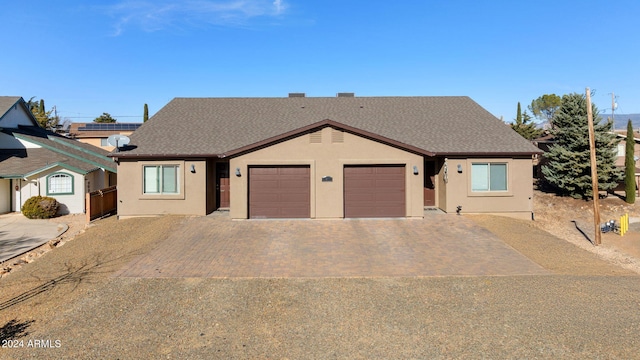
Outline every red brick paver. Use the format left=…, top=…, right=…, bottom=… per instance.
left=114, top=214, right=549, bottom=278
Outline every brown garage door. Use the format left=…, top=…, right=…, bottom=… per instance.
left=344, top=165, right=405, bottom=218
left=249, top=166, right=310, bottom=219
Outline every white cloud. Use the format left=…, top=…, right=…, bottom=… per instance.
left=106, top=0, right=287, bottom=35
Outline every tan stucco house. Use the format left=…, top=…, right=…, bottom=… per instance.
left=67, top=122, right=141, bottom=151
left=112, top=95, right=541, bottom=220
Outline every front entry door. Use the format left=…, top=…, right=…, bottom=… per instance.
left=216, top=162, right=230, bottom=208
left=424, top=160, right=436, bottom=206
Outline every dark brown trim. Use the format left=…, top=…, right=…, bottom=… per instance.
left=109, top=153, right=216, bottom=159
left=436, top=151, right=541, bottom=156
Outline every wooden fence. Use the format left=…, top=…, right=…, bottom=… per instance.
left=85, top=185, right=117, bottom=222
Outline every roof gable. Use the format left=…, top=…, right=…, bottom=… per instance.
left=0, top=126, right=117, bottom=174
left=116, top=96, right=541, bottom=158
left=0, top=97, right=40, bottom=129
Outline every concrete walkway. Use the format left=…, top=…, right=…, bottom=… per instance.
left=0, top=213, right=68, bottom=263
left=115, top=213, right=549, bottom=278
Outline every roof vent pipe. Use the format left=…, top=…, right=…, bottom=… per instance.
left=288, top=93, right=306, bottom=98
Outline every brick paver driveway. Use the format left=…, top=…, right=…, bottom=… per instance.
left=115, top=213, right=549, bottom=278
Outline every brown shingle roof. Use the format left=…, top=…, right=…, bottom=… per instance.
left=1, top=127, right=117, bottom=174
left=0, top=96, right=22, bottom=118
left=0, top=148, right=100, bottom=177
left=118, top=96, right=541, bottom=157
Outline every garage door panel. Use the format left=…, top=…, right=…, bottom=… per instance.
left=250, top=193, right=280, bottom=202
left=279, top=167, right=310, bottom=175
left=249, top=166, right=310, bottom=219
left=375, top=192, right=405, bottom=202
left=250, top=167, right=280, bottom=175
left=345, top=193, right=375, bottom=202
left=344, top=165, right=405, bottom=218
left=375, top=166, right=405, bottom=175
left=280, top=193, right=309, bottom=202
left=280, top=180, right=309, bottom=189
left=345, top=167, right=374, bottom=175
left=375, top=179, right=404, bottom=188
left=250, top=179, right=280, bottom=190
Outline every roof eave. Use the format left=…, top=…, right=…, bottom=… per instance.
left=436, top=151, right=542, bottom=157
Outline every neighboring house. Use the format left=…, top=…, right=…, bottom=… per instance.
left=533, top=131, right=640, bottom=194
left=613, top=130, right=640, bottom=167
left=112, top=95, right=541, bottom=220
left=0, top=97, right=117, bottom=214
left=67, top=122, right=141, bottom=151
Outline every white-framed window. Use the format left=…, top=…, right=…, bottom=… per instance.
left=471, top=163, right=507, bottom=192
left=143, top=165, right=179, bottom=194
left=617, top=143, right=625, bottom=157
left=47, top=173, right=74, bottom=195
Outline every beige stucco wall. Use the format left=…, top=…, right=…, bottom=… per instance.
left=77, top=138, right=108, bottom=150
left=75, top=130, right=135, bottom=151
left=440, top=157, right=533, bottom=220
left=117, top=159, right=207, bottom=217
left=229, top=127, right=424, bottom=219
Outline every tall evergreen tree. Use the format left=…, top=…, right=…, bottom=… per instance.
left=143, top=103, right=149, bottom=122
left=625, top=119, right=636, bottom=204
left=27, top=97, right=59, bottom=129
left=511, top=102, right=542, bottom=140
left=541, top=93, right=622, bottom=199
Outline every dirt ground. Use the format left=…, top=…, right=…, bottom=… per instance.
left=1, top=201, right=640, bottom=358
left=530, top=189, right=640, bottom=274
left=3, top=190, right=640, bottom=278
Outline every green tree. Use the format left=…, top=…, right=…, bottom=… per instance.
left=26, top=97, right=60, bottom=130
left=511, top=102, right=542, bottom=140
left=529, top=94, right=562, bottom=128
left=625, top=119, right=636, bottom=204
left=143, top=103, right=149, bottom=122
left=541, top=93, right=622, bottom=199
left=93, top=112, right=117, bottom=123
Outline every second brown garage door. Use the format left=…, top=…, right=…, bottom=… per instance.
left=249, top=166, right=310, bottom=219
left=344, top=165, right=406, bottom=218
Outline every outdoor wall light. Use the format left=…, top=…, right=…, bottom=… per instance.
left=190, top=164, right=196, bottom=173
left=413, top=165, right=419, bottom=175
left=457, top=164, right=463, bottom=173
left=235, top=167, right=241, bottom=177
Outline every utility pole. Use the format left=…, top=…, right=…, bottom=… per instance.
left=611, top=92, right=615, bottom=131
left=587, top=88, right=601, bottom=246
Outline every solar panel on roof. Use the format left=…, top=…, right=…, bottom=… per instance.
left=78, top=123, right=142, bottom=131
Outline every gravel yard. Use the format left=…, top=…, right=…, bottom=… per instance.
left=1, top=191, right=640, bottom=358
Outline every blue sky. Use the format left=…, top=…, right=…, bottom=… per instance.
left=2, top=1, right=639, bottom=123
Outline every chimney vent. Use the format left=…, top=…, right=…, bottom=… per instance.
left=288, top=93, right=306, bottom=98
left=337, top=92, right=355, bottom=98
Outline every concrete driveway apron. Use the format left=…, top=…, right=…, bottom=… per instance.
left=0, top=213, right=68, bottom=263
left=115, top=213, right=549, bottom=278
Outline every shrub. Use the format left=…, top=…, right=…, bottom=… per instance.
left=21, top=196, right=59, bottom=219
